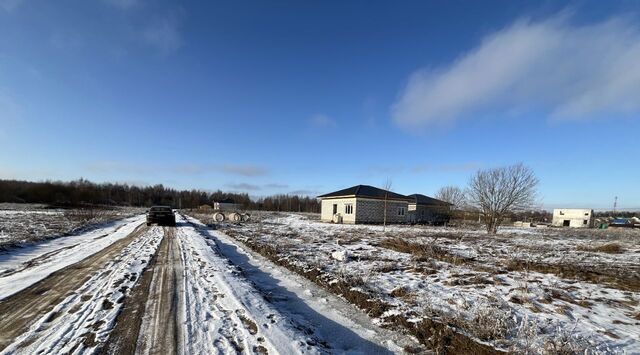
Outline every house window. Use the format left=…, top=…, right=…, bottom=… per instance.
left=584, top=213, right=589, bottom=216
left=398, top=207, right=405, bottom=216
left=345, top=204, right=353, bottom=215
left=559, top=211, right=564, bottom=215
left=583, top=220, right=588, bottom=225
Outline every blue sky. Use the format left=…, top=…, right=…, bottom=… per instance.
left=1, top=0, right=639, bottom=210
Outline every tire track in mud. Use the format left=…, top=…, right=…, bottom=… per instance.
left=175, top=216, right=313, bottom=355
left=102, top=227, right=184, bottom=355
left=0, top=223, right=149, bottom=352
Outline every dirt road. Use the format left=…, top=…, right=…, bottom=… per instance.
left=0, top=214, right=417, bottom=354
left=102, top=227, right=183, bottom=355
left=0, top=223, right=153, bottom=352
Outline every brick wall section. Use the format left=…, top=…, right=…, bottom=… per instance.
left=355, top=199, right=408, bottom=224
left=409, top=205, right=450, bottom=224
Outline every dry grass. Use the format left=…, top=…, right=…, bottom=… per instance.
left=577, top=242, right=625, bottom=254
left=506, top=259, right=640, bottom=292
left=377, top=237, right=471, bottom=265
left=220, top=224, right=501, bottom=354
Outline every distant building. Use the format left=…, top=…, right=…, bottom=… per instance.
left=214, top=198, right=241, bottom=211
left=317, top=185, right=412, bottom=224
left=552, top=208, right=594, bottom=228
left=406, top=194, right=452, bottom=225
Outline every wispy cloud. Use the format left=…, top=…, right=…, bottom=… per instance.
left=142, top=12, right=184, bottom=55
left=226, top=183, right=261, bottom=191
left=309, top=113, right=336, bottom=128
left=86, top=161, right=268, bottom=177
left=220, top=164, right=268, bottom=177
left=225, top=182, right=308, bottom=195
left=288, top=189, right=319, bottom=196
left=392, top=14, right=640, bottom=129
left=265, top=183, right=289, bottom=189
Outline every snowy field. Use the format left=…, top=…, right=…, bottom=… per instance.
left=0, top=211, right=421, bottom=354
left=213, top=212, right=640, bottom=354
left=0, top=203, right=144, bottom=250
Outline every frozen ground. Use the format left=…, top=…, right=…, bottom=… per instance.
left=0, top=215, right=146, bottom=299
left=0, top=203, right=143, bottom=250
left=0, top=211, right=417, bottom=354
left=216, top=212, right=640, bottom=354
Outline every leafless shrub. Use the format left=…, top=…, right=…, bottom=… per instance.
left=466, top=306, right=515, bottom=341
left=64, top=207, right=108, bottom=224
left=466, top=163, right=538, bottom=234
left=390, top=286, right=410, bottom=298
left=542, top=323, right=585, bottom=355
left=435, top=185, right=467, bottom=210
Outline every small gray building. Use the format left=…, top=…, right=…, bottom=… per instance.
left=552, top=208, right=594, bottom=228
left=407, top=194, right=452, bottom=225
left=317, top=185, right=412, bottom=224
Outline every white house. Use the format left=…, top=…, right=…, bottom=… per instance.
left=552, top=208, right=595, bottom=228
left=317, top=185, right=412, bottom=224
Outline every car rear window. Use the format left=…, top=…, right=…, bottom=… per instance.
left=150, top=207, right=172, bottom=212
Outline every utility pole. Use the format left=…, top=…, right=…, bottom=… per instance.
left=613, top=196, right=618, bottom=214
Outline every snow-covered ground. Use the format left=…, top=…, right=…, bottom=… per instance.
left=0, top=226, right=163, bottom=354
left=1, top=210, right=422, bottom=354
left=177, top=214, right=419, bottom=354
left=0, top=215, right=146, bottom=299
left=0, top=204, right=143, bottom=250
left=217, top=212, right=640, bottom=354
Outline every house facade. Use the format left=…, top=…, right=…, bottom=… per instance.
left=318, top=185, right=412, bottom=224
left=552, top=208, right=594, bottom=228
left=407, top=194, right=452, bottom=225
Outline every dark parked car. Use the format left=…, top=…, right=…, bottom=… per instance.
left=146, top=206, right=176, bottom=226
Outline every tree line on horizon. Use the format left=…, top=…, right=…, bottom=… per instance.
left=0, top=179, right=320, bottom=213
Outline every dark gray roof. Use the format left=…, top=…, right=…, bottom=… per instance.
left=317, top=185, right=412, bottom=201
left=407, top=194, right=452, bottom=206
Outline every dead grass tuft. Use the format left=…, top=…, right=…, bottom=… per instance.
left=377, top=238, right=470, bottom=265
left=390, top=286, right=410, bottom=298
left=577, top=242, right=625, bottom=254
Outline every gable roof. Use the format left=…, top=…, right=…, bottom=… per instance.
left=407, top=194, right=452, bottom=206
left=317, top=185, right=412, bottom=201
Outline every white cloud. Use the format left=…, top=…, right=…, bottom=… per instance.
left=86, top=161, right=268, bottom=177
left=220, top=164, right=268, bottom=177
left=142, top=14, right=183, bottom=55
left=309, top=114, right=336, bottom=128
left=392, top=15, right=640, bottom=129
left=226, top=183, right=261, bottom=191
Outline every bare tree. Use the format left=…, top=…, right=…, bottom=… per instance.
left=435, top=186, right=467, bottom=210
left=466, top=163, right=538, bottom=234
left=382, top=178, right=392, bottom=232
